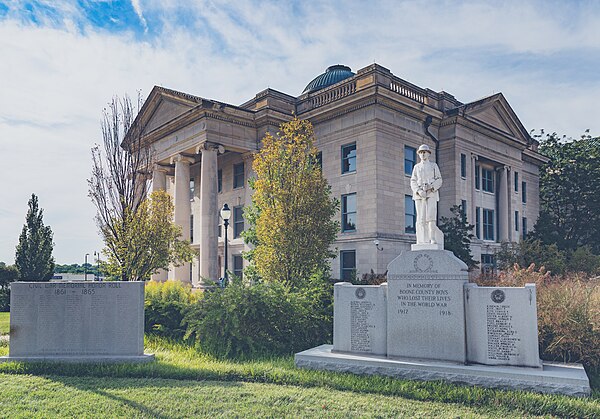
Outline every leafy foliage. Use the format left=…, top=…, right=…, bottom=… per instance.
left=496, top=239, right=566, bottom=275
left=439, top=205, right=478, bottom=269
left=184, top=275, right=332, bottom=358
left=0, top=263, right=18, bottom=311
left=103, top=191, right=195, bottom=281
left=145, top=280, right=198, bottom=339
left=244, top=117, right=339, bottom=289
left=14, top=194, right=55, bottom=281
left=533, top=131, right=600, bottom=253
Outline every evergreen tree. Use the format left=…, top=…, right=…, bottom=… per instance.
left=439, top=204, right=478, bottom=269
left=244, top=117, right=339, bottom=289
left=15, top=194, right=55, bottom=281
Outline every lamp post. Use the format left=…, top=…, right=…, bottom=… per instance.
left=220, top=203, right=231, bottom=287
left=84, top=253, right=89, bottom=281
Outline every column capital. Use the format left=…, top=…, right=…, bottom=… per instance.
left=196, top=142, right=225, bottom=154
left=170, top=154, right=195, bottom=165
left=153, top=164, right=170, bottom=173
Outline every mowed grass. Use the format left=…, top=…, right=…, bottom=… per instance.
left=0, top=312, right=8, bottom=335
left=0, top=336, right=599, bottom=418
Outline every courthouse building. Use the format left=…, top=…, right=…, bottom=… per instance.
left=131, top=63, right=547, bottom=285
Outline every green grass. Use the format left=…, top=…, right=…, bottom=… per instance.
left=0, top=336, right=598, bottom=418
left=0, top=312, right=8, bottom=335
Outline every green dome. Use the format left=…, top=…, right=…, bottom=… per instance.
left=302, top=65, right=355, bottom=94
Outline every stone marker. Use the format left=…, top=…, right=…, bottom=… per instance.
left=333, top=282, right=387, bottom=355
left=387, top=250, right=468, bottom=362
left=0, top=281, right=154, bottom=363
left=465, top=283, right=541, bottom=368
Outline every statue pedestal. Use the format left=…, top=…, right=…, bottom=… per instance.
left=411, top=243, right=443, bottom=251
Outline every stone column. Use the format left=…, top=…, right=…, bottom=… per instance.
left=498, top=166, right=509, bottom=242
left=151, top=166, right=169, bottom=282
left=199, top=143, right=219, bottom=283
left=171, top=154, right=195, bottom=284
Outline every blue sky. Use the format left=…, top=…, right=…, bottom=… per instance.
left=1, top=0, right=599, bottom=264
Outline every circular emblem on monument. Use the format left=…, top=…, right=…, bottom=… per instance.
left=491, top=289, right=506, bottom=304
left=413, top=254, right=434, bottom=272
left=355, top=287, right=366, bottom=299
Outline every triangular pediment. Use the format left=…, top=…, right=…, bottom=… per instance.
left=143, top=97, right=194, bottom=134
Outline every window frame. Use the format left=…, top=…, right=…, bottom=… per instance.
left=481, top=168, right=494, bottom=193
left=404, top=195, right=416, bottom=234
left=217, top=169, right=223, bottom=193
left=232, top=255, right=243, bottom=279
left=233, top=162, right=245, bottom=189
left=341, top=143, right=357, bottom=174
left=475, top=206, right=481, bottom=239
left=341, top=193, right=357, bottom=232
left=404, top=145, right=417, bottom=175
left=475, top=164, right=480, bottom=190
left=522, top=181, right=527, bottom=203
left=340, top=250, right=356, bottom=282
left=460, top=153, right=467, bottom=178
left=483, top=208, right=495, bottom=241
left=514, top=171, right=519, bottom=192
left=233, top=205, right=244, bottom=238
left=515, top=210, right=519, bottom=231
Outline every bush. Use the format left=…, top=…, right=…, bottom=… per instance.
left=475, top=266, right=600, bottom=372
left=0, top=263, right=18, bottom=312
left=184, top=274, right=332, bottom=359
left=145, top=281, right=198, bottom=339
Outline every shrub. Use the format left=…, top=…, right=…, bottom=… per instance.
left=0, top=263, right=18, bottom=312
left=145, top=281, right=198, bottom=339
left=184, top=275, right=332, bottom=359
left=474, top=265, right=600, bottom=372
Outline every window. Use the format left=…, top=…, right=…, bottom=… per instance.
left=460, top=153, right=466, bottom=178
left=481, top=254, right=496, bottom=273
left=316, top=151, right=323, bottom=170
left=405, top=195, right=416, bottom=233
left=482, top=168, right=494, bottom=193
left=404, top=146, right=416, bottom=175
left=190, top=178, right=195, bottom=201
left=340, top=250, right=356, bottom=281
left=514, top=172, right=519, bottom=192
left=190, top=214, right=194, bottom=242
left=522, top=217, right=528, bottom=240
left=461, top=199, right=467, bottom=221
left=342, top=193, right=357, bottom=232
left=341, top=143, right=356, bottom=173
left=233, top=255, right=243, bottom=279
left=190, top=263, right=193, bottom=283
left=475, top=207, right=481, bottom=239
left=233, top=206, right=244, bottom=238
left=218, top=219, right=222, bottom=238
left=522, top=181, right=527, bottom=203
left=218, top=169, right=222, bottom=193
left=475, top=164, right=480, bottom=190
left=515, top=211, right=519, bottom=231
left=483, top=209, right=495, bottom=241
left=233, top=162, right=244, bottom=189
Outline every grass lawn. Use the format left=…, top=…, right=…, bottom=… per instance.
left=0, top=312, right=8, bottom=335
left=0, top=336, right=598, bottom=418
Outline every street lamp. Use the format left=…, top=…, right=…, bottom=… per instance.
left=84, top=253, right=89, bottom=281
left=220, top=203, right=231, bottom=287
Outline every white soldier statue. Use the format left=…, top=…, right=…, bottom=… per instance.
left=410, top=144, right=444, bottom=248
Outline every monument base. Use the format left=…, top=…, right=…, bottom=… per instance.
left=411, top=243, right=443, bottom=251
left=0, top=354, right=155, bottom=364
left=295, top=345, right=591, bottom=397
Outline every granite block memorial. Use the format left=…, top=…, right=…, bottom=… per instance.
left=295, top=144, right=591, bottom=396
left=0, top=281, right=154, bottom=363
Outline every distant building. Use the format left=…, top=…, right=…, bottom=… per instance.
left=130, top=63, right=547, bottom=286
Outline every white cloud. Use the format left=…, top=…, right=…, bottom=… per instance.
left=0, top=0, right=599, bottom=263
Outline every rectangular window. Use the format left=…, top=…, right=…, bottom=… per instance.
left=190, top=178, right=195, bottom=201
left=523, top=217, right=528, bottom=240
left=515, top=211, right=519, bottom=231
left=405, top=195, right=416, bottom=234
left=190, top=263, right=193, bottom=283
left=461, top=199, right=467, bottom=221
left=481, top=254, right=496, bottom=273
left=218, top=219, right=222, bottom=238
left=460, top=153, right=466, bottom=178
left=475, top=207, right=481, bottom=239
left=483, top=208, right=495, bottom=241
left=340, top=250, right=356, bottom=281
left=233, top=162, right=245, bottom=189
left=316, top=151, right=323, bottom=170
left=482, top=168, right=494, bottom=193
left=341, top=143, right=356, bottom=174
left=233, top=206, right=244, bottom=238
left=218, top=169, right=222, bottom=193
left=233, top=255, right=243, bottom=279
left=514, top=172, right=519, bottom=192
left=475, top=164, right=480, bottom=190
left=522, top=181, right=527, bottom=203
left=404, top=146, right=417, bottom=175
left=342, top=193, right=357, bottom=232
left=190, top=214, right=194, bottom=242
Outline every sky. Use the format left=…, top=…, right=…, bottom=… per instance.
left=0, top=0, right=599, bottom=264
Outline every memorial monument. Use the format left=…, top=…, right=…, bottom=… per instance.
left=0, top=281, right=154, bottom=363
left=296, top=145, right=591, bottom=397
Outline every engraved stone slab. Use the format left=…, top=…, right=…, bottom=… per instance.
left=2, top=281, right=153, bottom=363
left=333, top=282, right=387, bottom=355
left=465, top=283, right=541, bottom=368
left=387, top=250, right=468, bottom=362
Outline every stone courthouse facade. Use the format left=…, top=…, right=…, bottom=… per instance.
left=132, top=63, right=547, bottom=285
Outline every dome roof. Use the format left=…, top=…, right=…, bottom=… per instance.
left=302, top=65, right=355, bottom=94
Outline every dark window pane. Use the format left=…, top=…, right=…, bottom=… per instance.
left=475, top=207, right=481, bottom=239
left=482, top=168, right=494, bottom=193
left=342, top=193, right=357, bottom=232
left=340, top=250, right=356, bottom=281
left=233, top=163, right=245, bottom=189
left=404, top=146, right=417, bottom=175
left=341, top=143, right=356, bottom=173
left=218, top=169, right=222, bottom=193
left=233, top=255, right=243, bottom=279
left=522, top=181, right=527, bottom=203
left=515, top=211, right=519, bottom=231
left=233, top=206, right=244, bottom=238
left=514, top=172, right=519, bottom=192
left=190, top=214, right=194, bottom=242
left=483, top=208, right=494, bottom=240
left=475, top=164, right=480, bottom=190
left=404, top=195, right=416, bottom=233
left=461, top=199, right=467, bottom=221
left=460, top=153, right=466, bottom=178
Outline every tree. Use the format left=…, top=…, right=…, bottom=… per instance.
left=0, top=262, right=19, bottom=311
left=244, top=117, right=339, bottom=288
left=532, top=131, right=600, bottom=253
left=495, top=239, right=566, bottom=275
left=103, top=191, right=195, bottom=281
left=15, top=194, right=55, bottom=281
left=439, top=204, right=478, bottom=269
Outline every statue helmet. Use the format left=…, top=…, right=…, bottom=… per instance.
left=418, top=144, right=432, bottom=154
